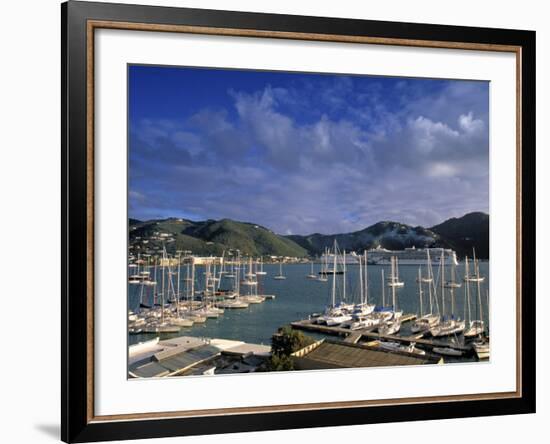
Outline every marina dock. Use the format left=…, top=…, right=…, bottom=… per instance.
left=129, top=245, right=489, bottom=372
left=290, top=317, right=472, bottom=353
left=290, top=313, right=417, bottom=337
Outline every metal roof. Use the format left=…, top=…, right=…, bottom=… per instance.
left=294, top=340, right=441, bottom=370
left=130, top=344, right=222, bottom=378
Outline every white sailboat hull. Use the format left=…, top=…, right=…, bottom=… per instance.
left=433, top=347, right=463, bottom=357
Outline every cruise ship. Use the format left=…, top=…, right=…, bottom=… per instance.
left=320, top=246, right=458, bottom=266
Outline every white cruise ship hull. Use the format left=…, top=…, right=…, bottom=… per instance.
left=321, top=247, right=459, bottom=266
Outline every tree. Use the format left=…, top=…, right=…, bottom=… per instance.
left=266, top=326, right=315, bottom=371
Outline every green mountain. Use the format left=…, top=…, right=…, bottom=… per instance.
left=129, top=212, right=489, bottom=259
left=287, top=222, right=441, bottom=256
left=430, top=212, right=489, bottom=259
left=130, top=218, right=308, bottom=257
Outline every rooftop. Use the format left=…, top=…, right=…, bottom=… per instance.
left=129, top=336, right=269, bottom=378
left=293, top=340, right=442, bottom=370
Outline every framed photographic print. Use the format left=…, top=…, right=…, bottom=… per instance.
left=61, top=1, right=536, bottom=442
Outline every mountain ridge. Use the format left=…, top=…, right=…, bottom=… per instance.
left=129, top=212, right=489, bottom=258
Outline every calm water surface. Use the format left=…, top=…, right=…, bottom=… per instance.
left=128, top=262, right=489, bottom=346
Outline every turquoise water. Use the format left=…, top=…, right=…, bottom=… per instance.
left=128, top=262, right=489, bottom=346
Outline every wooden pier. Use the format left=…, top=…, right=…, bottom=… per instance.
left=343, top=332, right=363, bottom=344
left=291, top=313, right=417, bottom=337
left=290, top=316, right=472, bottom=353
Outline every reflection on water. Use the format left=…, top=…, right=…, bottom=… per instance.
left=128, top=262, right=489, bottom=346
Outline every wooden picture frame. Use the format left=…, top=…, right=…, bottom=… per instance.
left=62, top=1, right=536, bottom=442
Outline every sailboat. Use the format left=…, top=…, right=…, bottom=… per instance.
left=244, top=257, right=255, bottom=278
left=217, top=259, right=249, bottom=308
left=411, top=267, right=435, bottom=334
left=369, top=269, right=395, bottom=325
left=129, top=255, right=142, bottom=284
left=273, top=262, right=286, bottom=280
left=378, top=341, right=426, bottom=355
left=168, top=255, right=194, bottom=327
left=342, top=252, right=376, bottom=329
left=378, top=256, right=402, bottom=335
left=242, top=257, right=257, bottom=285
left=378, top=318, right=401, bottom=336
left=444, top=258, right=462, bottom=288
left=240, top=276, right=264, bottom=304
left=306, top=261, right=317, bottom=279
left=317, top=242, right=352, bottom=326
left=387, top=256, right=404, bottom=287
left=464, top=257, right=486, bottom=338
left=128, top=271, right=141, bottom=284
left=464, top=249, right=485, bottom=282
left=432, top=345, right=463, bottom=357
left=318, top=246, right=343, bottom=275
left=352, top=251, right=376, bottom=316
left=473, top=338, right=490, bottom=359
left=429, top=251, right=465, bottom=337
left=142, top=248, right=186, bottom=332
left=256, top=257, right=267, bottom=276
left=224, top=258, right=236, bottom=279
left=316, top=249, right=329, bottom=281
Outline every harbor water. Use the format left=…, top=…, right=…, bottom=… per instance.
left=128, top=262, right=490, bottom=347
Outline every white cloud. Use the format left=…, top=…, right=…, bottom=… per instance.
left=130, top=77, right=489, bottom=233
left=458, top=111, right=485, bottom=133
left=427, top=162, right=460, bottom=178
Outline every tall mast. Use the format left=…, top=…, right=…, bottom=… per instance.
left=391, top=257, right=396, bottom=310
left=466, top=257, right=471, bottom=322
left=152, top=261, right=157, bottom=307
left=450, top=257, right=456, bottom=315
left=418, top=267, right=423, bottom=317
left=440, top=251, right=445, bottom=317
left=217, top=251, right=224, bottom=291
left=235, top=256, right=240, bottom=297
left=161, top=249, right=165, bottom=323
left=462, top=257, right=467, bottom=321
left=190, top=258, right=195, bottom=304
left=358, top=255, right=364, bottom=305
left=381, top=269, right=386, bottom=307
left=331, top=242, right=337, bottom=307
left=342, top=249, right=346, bottom=302
left=138, top=258, right=145, bottom=308
left=427, top=250, right=433, bottom=314
left=364, top=250, right=368, bottom=305
left=451, top=260, right=456, bottom=283
left=185, top=262, right=190, bottom=301
left=396, top=256, right=399, bottom=282
left=176, top=253, right=181, bottom=317
left=476, top=258, right=483, bottom=322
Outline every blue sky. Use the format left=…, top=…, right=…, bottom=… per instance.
left=129, top=65, right=489, bottom=235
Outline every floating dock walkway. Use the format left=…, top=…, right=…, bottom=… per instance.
left=290, top=316, right=472, bottom=353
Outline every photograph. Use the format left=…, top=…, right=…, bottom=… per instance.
left=127, top=65, right=491, bottom=378
left=56, top=1, right=537, bottom=441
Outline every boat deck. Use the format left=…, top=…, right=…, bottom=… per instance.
left=290, top=317, right=472, bottom=353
